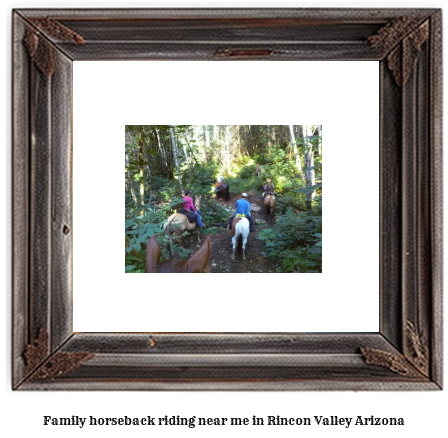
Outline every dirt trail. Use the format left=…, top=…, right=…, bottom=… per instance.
left=179, top=191, right=276, bottom=273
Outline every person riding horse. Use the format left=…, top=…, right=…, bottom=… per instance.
left=214, top=175, right=230, bottom=201
left=228, top=193, right=255, bottom=232
left=180, top=190, right=204, bottom=228
left=262, top=178, right=276, bottom=201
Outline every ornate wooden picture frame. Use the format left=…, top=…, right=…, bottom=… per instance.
left=12, top=8, right=442, bottom=390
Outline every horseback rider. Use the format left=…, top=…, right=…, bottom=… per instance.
left=182, top=190, right=204, bottom=228
left=228, top=193, right=255, bottom=232
left=262, top=178, right=276, bottom=201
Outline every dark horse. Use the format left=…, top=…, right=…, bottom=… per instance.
left=214, top=182, right=230, bottom=201
left=264, top=194, right=275, bottom=222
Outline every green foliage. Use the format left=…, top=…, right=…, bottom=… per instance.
left=297, top=183, right=322, bottom=197
left=257, top=207, right=322, bottom=273
left=231, top=155, right=254, bottom=177
left=150, top=177, right=180, bottom=201
left=259, top=146, right=298, bottom=185
left=276, top=193, right=305, bottom=214
left=187, top=162, right=219, bottom=195
left=200, top=195, right=230, bottom=224
left=225, top=175, right=259, bottom=195
left=125, top=204, right=165, bottom=273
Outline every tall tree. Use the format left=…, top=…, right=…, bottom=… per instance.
left=289, top=125, right=304, bottom=181
left=224, top=125, right=231, bottom=174
left=134, top=126, right=146, bottom=214
left=202, top=124, right=210, bottom=163
left=170, top=125, right=183, bottom=194
left=317, top=125, right=322, bottom=156
left=303, top=125, right=316, bottom=209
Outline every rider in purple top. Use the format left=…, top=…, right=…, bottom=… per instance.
left=183, top=194, right=195, bottom=211
left=182, top=190, right=204, bottom=228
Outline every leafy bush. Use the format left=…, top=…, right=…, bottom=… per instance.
left=225, top=175, right=259, bottom=195
left=276, top=193, right=305, bottom=214
left=125, top=194, right=197, bottom=272
left=150, top=177, right=180, bottom=201
left=257, top=207, right=322, bottom=273
left=261, top=146, right=297, bottom=181
left=185, top=161, right=219, bottom=195
left=125, top=204, right=165, bottom=273
left=200, top=195, right=231, bottom=224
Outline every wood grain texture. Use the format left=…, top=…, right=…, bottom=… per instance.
left=429, top=10, right=443, bottom=388
left=12, top=12, right=31, bottom=388
left=12, top=7, right=443, bottom=391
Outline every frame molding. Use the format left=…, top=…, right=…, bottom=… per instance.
left=12, top=8, right=442, bottom=390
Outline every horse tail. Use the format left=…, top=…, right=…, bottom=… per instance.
left=234, top=218, right=249, bottom=258
left=233, top=219, right=243, bottom=258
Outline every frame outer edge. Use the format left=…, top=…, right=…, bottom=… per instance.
left=429, top=9, right=443, bottom=388
left=12, top=7, right=442, bottom=391
left=14, top=7, right=439, bottom=20
left=12, top=11, right=30, bottom=388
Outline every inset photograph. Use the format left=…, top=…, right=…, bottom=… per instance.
left=125, top=125, right=322, bottom=273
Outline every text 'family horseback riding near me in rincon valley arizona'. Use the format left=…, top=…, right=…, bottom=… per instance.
left=42, top=415, right=404, bottom=428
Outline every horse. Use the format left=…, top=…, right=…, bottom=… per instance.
left=264, top=194, right=275, bottom=222
left=164, top=196, right=202, bottom=250
left=214, top=182, right=230, bottom=201
left=146, top=235, right=211, bottom=273
left=231, top=216, right=250, bottom=260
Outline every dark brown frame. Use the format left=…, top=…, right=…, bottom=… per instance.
left=12, top=8, right=442, bottom=390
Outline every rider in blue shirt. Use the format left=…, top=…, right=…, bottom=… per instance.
left=230, top=193, right=255, bottom=232
left=235, top=197, right=251, bottom=216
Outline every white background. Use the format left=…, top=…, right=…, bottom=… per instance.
left=73, top=60, right=379, bottom=333
left=3, top=1, right=447, bottom=438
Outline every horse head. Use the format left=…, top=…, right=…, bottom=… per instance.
left=145, top=235, right=211, bottom=273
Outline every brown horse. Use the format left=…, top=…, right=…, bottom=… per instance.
left=164, top=196, right=202, bottom=248
left=146, top=235, right=211, bottom=273
left=264, top=194, right=275, bottom=222
left=214, top=182, right=230, bottom=201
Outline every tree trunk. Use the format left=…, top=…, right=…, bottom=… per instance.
left=318, top=125, right=322, bottom=156
left=154, top=127, right=167, bottom=177
left=202, top=125, right=209, bottom=164
left=289, top=124, right=304, bottom=181
left=125, top=172, right=138, bottom=207
left=303, top=125, right=316, bottom=209
left=225, top=124, right=231, bottom=174
left=170, top=125, right=183, bottom=195
left=137, top=126, right=145, bottom=215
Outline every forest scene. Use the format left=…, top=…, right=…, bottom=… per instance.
left=125, top=125, right=322, bottom=273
